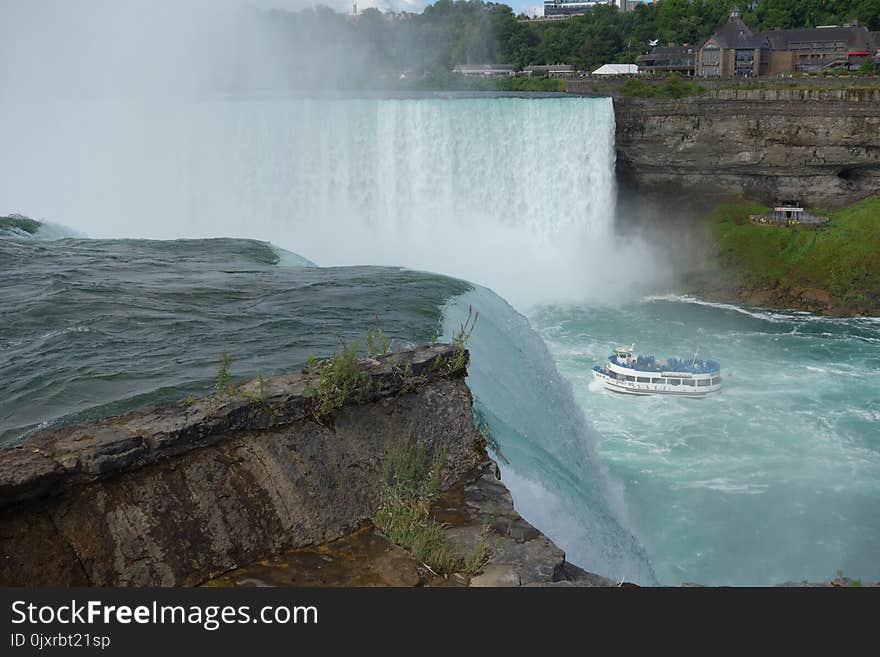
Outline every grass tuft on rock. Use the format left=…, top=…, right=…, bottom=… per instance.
left=305, top=339, right=371, bottom=422
left=434, top=305, right=478, bottom=377
left=373, top=439, right=458, bottom=574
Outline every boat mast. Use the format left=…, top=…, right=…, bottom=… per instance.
left=691, top=344, right=701, bottom=369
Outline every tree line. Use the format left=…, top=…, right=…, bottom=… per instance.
left=233, top=0, right=880, bottom=90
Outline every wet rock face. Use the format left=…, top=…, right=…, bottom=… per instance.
left=437, top=461, right=614, bottom=587
left=614, top=89, right=880, bottom=210
left=207, top=526, right=424, bottom=588
left=211, top=459, right=614, bottom=588
left=0, top=345, right=484, bottom=586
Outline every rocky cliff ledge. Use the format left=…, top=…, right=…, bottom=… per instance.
left=612, top=88, right=880, bottom=209
left=208, top=458, right=611, bottom=588
left=0, top=344, right=602, bottom=587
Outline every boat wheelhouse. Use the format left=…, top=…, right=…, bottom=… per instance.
left=592, top=344, right=722, bottom=397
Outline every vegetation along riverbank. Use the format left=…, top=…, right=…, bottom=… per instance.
left=684, top=197, right=880, bottom=316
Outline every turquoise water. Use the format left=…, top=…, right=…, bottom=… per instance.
left=2, top=94, right=877, bottom=586
left=0, top=230, right=656, bottom=583
left=0, top=233, right=466, bottom=444
left=530, top=296, right=880, bottom=585
left=441, top=287, right=656, bottom=584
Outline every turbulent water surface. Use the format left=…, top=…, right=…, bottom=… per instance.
left=0, top=233, right=466, bottom=444
left=532, top=298, right=880, bottom=585
left=1, top=95, right=877, bottom=586
left=0, top=229, right=656, bottom=584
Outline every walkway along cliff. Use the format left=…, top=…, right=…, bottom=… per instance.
left=0, top=344, right=607, bottom=587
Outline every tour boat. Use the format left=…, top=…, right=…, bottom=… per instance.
left=592, top=344, right=722, bottom=398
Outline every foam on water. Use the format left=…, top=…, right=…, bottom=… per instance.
left=530, top=297, right=880, bottom=585
left=441, top=287, right=657, bottom=584
left=3, top=92, right=875, bottom=585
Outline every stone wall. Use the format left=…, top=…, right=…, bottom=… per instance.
left=612, top=90, right=880, bottom=208
left=0, top=345, right=485, bottom=586
left=567, top=79, right=880, bottom=209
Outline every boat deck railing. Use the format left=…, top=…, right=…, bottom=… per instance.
left=608, top=355, right=720, bottom=374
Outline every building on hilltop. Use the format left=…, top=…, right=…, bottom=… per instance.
left=543, top=0, right=643, bottom=18
left=761, top=24, right=878, bottom=72
left=697, top=6, right=770, bottom=78
left=638, top=46, right=697, bottom=76
left=452, top=64, right=516, bottom=77
left=639, top=6, right=879, bottom=78
left=543, top=0, right=603, bottom=18
left=690, top=6, right=879, bottom=77
left=523, top=64, right=575, bottom=77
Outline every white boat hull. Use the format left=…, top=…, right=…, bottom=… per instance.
left=592, top=369, right=721, bottom=398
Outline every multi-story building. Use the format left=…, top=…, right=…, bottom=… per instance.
left=637, top=46, right=697, bottom=76
left=543, top=0, right=642, bottom=18
left=696, top=6, right=769, bottom=78
left=762, top=24, right=877, bottom=72
left=691, top=6, right=879, bottom=77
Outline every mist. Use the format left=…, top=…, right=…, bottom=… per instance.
left=0, top=1, right=672, bottom=309
left=0, top=0, right=508, bottom=100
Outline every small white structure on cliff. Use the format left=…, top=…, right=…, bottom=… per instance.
left=591, top=64, right=639, bottom=76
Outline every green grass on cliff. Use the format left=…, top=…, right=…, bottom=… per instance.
left=708, top=197, right=880, bottom=311
left=373, top=440, right=458, bottom=574
left=373, top=438, right=491, bottom=577
left=620, top=74, right=704, bottom=98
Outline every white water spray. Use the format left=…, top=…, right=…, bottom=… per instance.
left=0, top=95, right=633, bottom=307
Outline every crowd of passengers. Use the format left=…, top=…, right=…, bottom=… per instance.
left=612, top=354, right=720, bottom=374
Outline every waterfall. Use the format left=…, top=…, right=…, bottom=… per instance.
left=442, top=287, right=656, bottom=584
left=0, top=94, right=620, bottom=306
left=1, top=93, right=659, bottom=581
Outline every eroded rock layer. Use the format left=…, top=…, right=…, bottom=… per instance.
left=0, top=345, right=485, bottom=586
left=613, top=88, right=880, bottom=209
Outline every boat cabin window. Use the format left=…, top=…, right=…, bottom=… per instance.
left=651, top=378, right=664, bottom=384
left=697, top=379, right=710, bottom=387
left=668, top=379, right=681, bottom=386
left=683, top=379, right=696, bottom=386
left=625, top=375, right=636, bottom=382
left=637, top=377, right=650, bottom=383
left=711, top=377, right=722, bottom=385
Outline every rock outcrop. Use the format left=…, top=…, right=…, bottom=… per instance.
left=0, top=345, right=484, bottom=586
left=435, top=459, right=612, bottom=587
left=0, top=344, right=603, bottom=588
left=209, top=459, right=612, bottom=588
left=612, top=88, right=880, bottom=209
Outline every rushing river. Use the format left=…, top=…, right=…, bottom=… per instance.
left=531, top=297, right=880, bottom=585
left=1, top=95, right=877, bottom=586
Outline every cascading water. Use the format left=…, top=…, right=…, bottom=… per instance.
left=1, top=95, right=660, bottom=581
left=7, top=90, right=874, bottom=586
left=0, top=95, right=631, bottom=306
left=441, top=288, right=656, bottom=584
